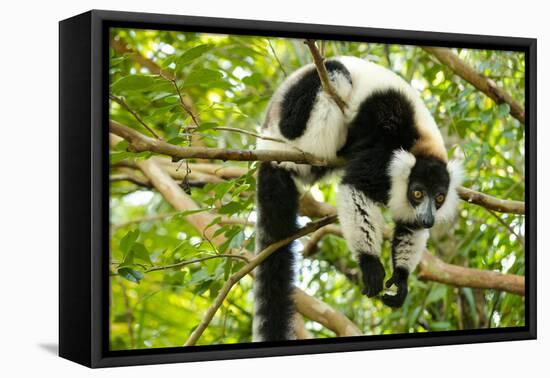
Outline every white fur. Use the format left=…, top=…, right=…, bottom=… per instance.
left=336, top=184, right=384, bottom=258
left=387, top=149, right=417, bottom=222
left=434, top=159, right=464, bottom=223
left=392, top=228, right=429, bottom=272
left=258, top=63, right=352, bottom=178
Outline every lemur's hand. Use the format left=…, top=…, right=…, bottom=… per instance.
left=381, top=268, right=409, bottom=308
left=359, top=254, right=385, bottom=297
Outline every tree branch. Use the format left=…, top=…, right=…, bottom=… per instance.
left=417, top=252, right=524, bottom=296
left=110, top=120, right=328, bottom=166
left=421, top=46, right=525, bottom=124
left=109, top=94, right=161, bottom=139
left=184, top=214, right=337, bottom=346
left=458, top=186, right=524, bottom=214
left=304, top=39, right=347, bottom=113
left=293, top=288, right=361, bottom=337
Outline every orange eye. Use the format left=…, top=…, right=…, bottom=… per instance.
left=413, top=190, right=423, bottom=200
left=436, top=194, right=445, bottom=203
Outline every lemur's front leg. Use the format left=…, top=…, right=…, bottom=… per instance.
left=337, top=184, right=386, bottom=297
left=382, top=222, right=429, bottom=308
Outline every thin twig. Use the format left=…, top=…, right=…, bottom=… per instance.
left=267, top=38, right=288, bottom=77
left=109, top=94, right=162, bottom=139
left=184, top=125, right=288, bottom=145
left=304, top=39, right=347, bottom=113
left=486, top=208, right=525, bottom=247
left=117, top=277, right=136, bottom=348
left=144, top=254, right=250, bottom=274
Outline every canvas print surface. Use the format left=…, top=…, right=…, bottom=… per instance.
left=108, top=28, right=525, bottom=350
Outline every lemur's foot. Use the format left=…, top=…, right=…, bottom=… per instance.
left=359, top=254, right=385, bottom=297
left=382, top=268, right=409, bottom=308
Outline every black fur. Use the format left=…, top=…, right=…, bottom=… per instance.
left=381, top=267, right=409, bottom=308
left=382, top=223, right=415, bottom=308
left=408, top=155, right=450, bottom=206
left=279, top=60, right=351, bottom=140
left=338, top=88, right=418, bottom=157
left=359, top=254, right=385, bottom=297
left=339, top=89, right=418, bottom=205
left=254, top=162, right=300, bottom=341
left=341, top=147, right=393, bottom=205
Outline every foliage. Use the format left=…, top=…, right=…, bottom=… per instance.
left=109, top=28, right=525, bottom=350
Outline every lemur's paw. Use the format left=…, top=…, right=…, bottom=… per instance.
left=381, top=268, right=409, bottom=308
left=359, top=254, right=385, bottom=298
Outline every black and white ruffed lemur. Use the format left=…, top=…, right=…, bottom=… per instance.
left=253, top=56, right=463, bottom=341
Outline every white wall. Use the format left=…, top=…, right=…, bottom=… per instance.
left=0, top=0, right=545, bottom=376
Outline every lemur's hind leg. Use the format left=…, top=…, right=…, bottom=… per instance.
left=337, top=184, right=386, bottom=297
left=382, top=222, right=429, bottom=308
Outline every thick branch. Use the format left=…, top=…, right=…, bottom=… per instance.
left=422, top=46, right=525, bottom=124
left=184, top=214, right=338, bottom=346
left=458, top=187, right=524, bottom=214
left=304, top=39, right=347, bottom=113
left=294, top=288, right=361, bottom=337
left=417, top=252, right=524, bottom=296
left=110, top=120, right=327, bottom=166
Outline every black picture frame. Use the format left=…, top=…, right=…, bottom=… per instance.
left=59, top=9, right=537, bottom=368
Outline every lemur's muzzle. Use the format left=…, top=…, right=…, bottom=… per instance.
left=416, top=198, right=436, bottom=229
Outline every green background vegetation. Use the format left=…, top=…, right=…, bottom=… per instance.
left=109, top=28, right=525, bottom=350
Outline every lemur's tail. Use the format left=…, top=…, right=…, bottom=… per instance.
left=253, top=162, right=300, bottom=341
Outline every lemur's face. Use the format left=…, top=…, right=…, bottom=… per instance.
left=407, top=156, right=451, bottom=228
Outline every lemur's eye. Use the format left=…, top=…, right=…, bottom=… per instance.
left=436, top=194, right=446, bottom=204
left=413, top=190, right=423, bottom=200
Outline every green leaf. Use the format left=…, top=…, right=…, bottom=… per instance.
left=228, top=231, right=245, bottom=249
left=194, top=279, right=214, bottom=296
left=187, top=268, right=211, bottom=286
left=430, top=321, right=452, bottom=331
left=110, top=151, right=132, bottom=164
left=242, top=72, right=263, bottom=86
left=218, top=201, right=243, bottom=214
left=184, top=69, right=223, bottom=86
left=114, top=140, right=129, bottom=151
left=163, top=95, right=181, bottom=104
left=497, top=103, right=511, bottom=118
left=118, top=267, right=144, bottom=283
left=176, top=44, right=213, bottom=70
left=196, top=122, right=219, bottom=132
left=132, top=242, right=152, bottom=265
left=425, top=284, right=447, bottom=304
left=120, top=229, right=140, bottom=254
left=111, top=75, right=156, bottom=92
left=223, top=258, right=233, bottom=280
left=167, top=136, right=186, bottom=145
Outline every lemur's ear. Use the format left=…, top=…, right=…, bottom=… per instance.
left=435, top=159, right=464, bottom=223
left=447, top=159, right=464, bottom=191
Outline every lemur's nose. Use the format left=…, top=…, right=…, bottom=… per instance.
left=421, top=217, right=434, bottom=228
